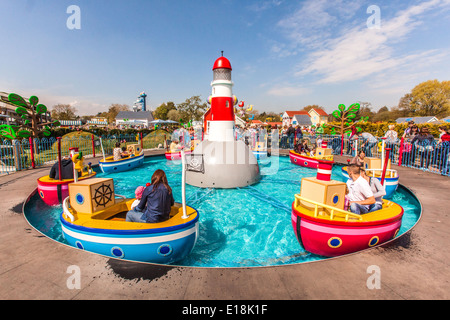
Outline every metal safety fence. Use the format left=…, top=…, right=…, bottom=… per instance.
left=0, top=131, right=168, bottom=175
left=1, top=130, right=449, bottom=177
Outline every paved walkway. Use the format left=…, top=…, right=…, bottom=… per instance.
left=0, top=149, right=448, bottom=300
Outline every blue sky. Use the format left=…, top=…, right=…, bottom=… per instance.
left=1, top=0, right=449, bottom=116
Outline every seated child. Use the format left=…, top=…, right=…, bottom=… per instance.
left=126, top=186, right=145, bottom=222
left=120, top=147, right=130, bottom=158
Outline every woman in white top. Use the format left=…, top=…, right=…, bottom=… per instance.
left=384, top=124, right=398, bottom=161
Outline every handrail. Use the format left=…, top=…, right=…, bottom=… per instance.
left=62, top=196, right=75, bottom=223
left=364, top=168, right=397, bottom=178
left=294, top=194, right=363, bottom=222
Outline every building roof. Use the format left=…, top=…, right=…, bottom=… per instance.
left=284, top=111, right=309, bottom=117
left=116, top=111, right=154, bottom=121
left=292, top=114, right=312, bottom=126
left=310, top=108, right=328, bottom=116
left=60, top=120, right=82, bottom=126
left=396, top=116, right=439, bottom=124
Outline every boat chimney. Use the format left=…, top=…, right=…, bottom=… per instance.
left=316, top=159, right=334, bottom=181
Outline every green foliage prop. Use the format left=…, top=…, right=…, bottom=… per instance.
left=0, top=93, right=60, bottom=139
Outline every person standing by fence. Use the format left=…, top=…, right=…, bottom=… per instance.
left=402, top=124, right=419, bottom=166
left=281, top=126, right=288, bottom=149
left=411, top=127, right=434, bottom=169
left=384, top=124, right=398, bottom=162
left=295, top=125, right=303, bottom=145
left=435, top=126, right=450, bottom=175
left=357, top=132, right=377, bottom=157
left=287, top=124, right=296, bottom=149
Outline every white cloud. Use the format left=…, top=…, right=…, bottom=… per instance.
left=247, top=0, right=284, bottom=13
left=288, top=0, right=450, bottom=84
left=267, top=85, right=311, bottom=97
left=275, top=0, right=363, bottom=52
left=272, top=0, right=450, bottom=83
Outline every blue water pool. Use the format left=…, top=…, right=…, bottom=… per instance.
left=24, top=155, right=421, bottom=267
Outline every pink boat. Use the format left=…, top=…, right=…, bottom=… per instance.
left=37, top=173, right=96, bottom=206
left=289, top=151, right=320, bottom=169
left=290, top=158, right=404, bottom=257
left=291, top=198, right=404, bottom=257
left=165, top=150, right=192, bottom=161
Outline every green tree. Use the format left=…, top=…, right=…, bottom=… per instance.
left=105, top=104, right=130, bottom=124
left=51, top=104, right=77, bottom=120
left=399, top=80, right=450, bottom=117
left=301, top=105, right=324, bottom=112
left=154, top=102, right=176, bottom=120
left=176, top=96, right=207, bottom=122
left=167, top=109, right=182, bottom=121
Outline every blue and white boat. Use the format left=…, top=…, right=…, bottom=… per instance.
left=253, top=142, right=268, bottom=160
left=341, top=166, right=399, bottom=198
left=253, top=150, right=268, bottom=160
left=61, top=195, right=199, bottom=264
left=99, top=152, right=145, bottom=174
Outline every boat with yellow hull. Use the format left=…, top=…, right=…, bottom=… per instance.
left=61, top=177, right=199, bottom=264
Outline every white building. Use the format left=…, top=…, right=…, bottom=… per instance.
left=116, top=111, right=154, bottom=128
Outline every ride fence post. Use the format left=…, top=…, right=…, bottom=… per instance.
left=140, top=132, right=143, bottom=150
left=91, top=135, right=96, bottom=158
left=398, top=137, right=404, bottom=166
left=381, top=137, right=386, bottom=169
left=29, top=136, right=35, bottom=169
left=57, top=137, right=62, bottom=181
left=381, top=148, right=391, bottom=186
left=180, top=150, right=188, bottom=220
left=100, top=137, right=106, bottom=161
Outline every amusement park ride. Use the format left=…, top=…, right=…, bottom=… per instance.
left=33, top=52, right=405, bottom=263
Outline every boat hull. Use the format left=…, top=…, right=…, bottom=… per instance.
left=99, top=153, right=144, bottom=173
left=165, top=150, right=192, bottom=161
left=291, top=210, right=402, bottom=257
left=341, top=167, right=398, bottom=198
left=289, top=151, right=320, bottom=169
left=253, top=150, right=268, bottom=160
left=61, top=213, right=199, bottom=264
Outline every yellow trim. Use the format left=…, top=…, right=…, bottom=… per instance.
left=38, top=172, right=96, bottom=183
left=101, top=151, right=144, bottom=163
left=328, top=237, right=342, bottom=248
left=290, top=150, right=333, bottom=161
left=294, top=194, right=362, bottom=222
left=368, top=236, right=380, bottom=247
left=343, top=166, right=397, bottom=179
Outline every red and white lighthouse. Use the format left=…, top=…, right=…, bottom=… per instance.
left=205, top=54, right=237, bottom=142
